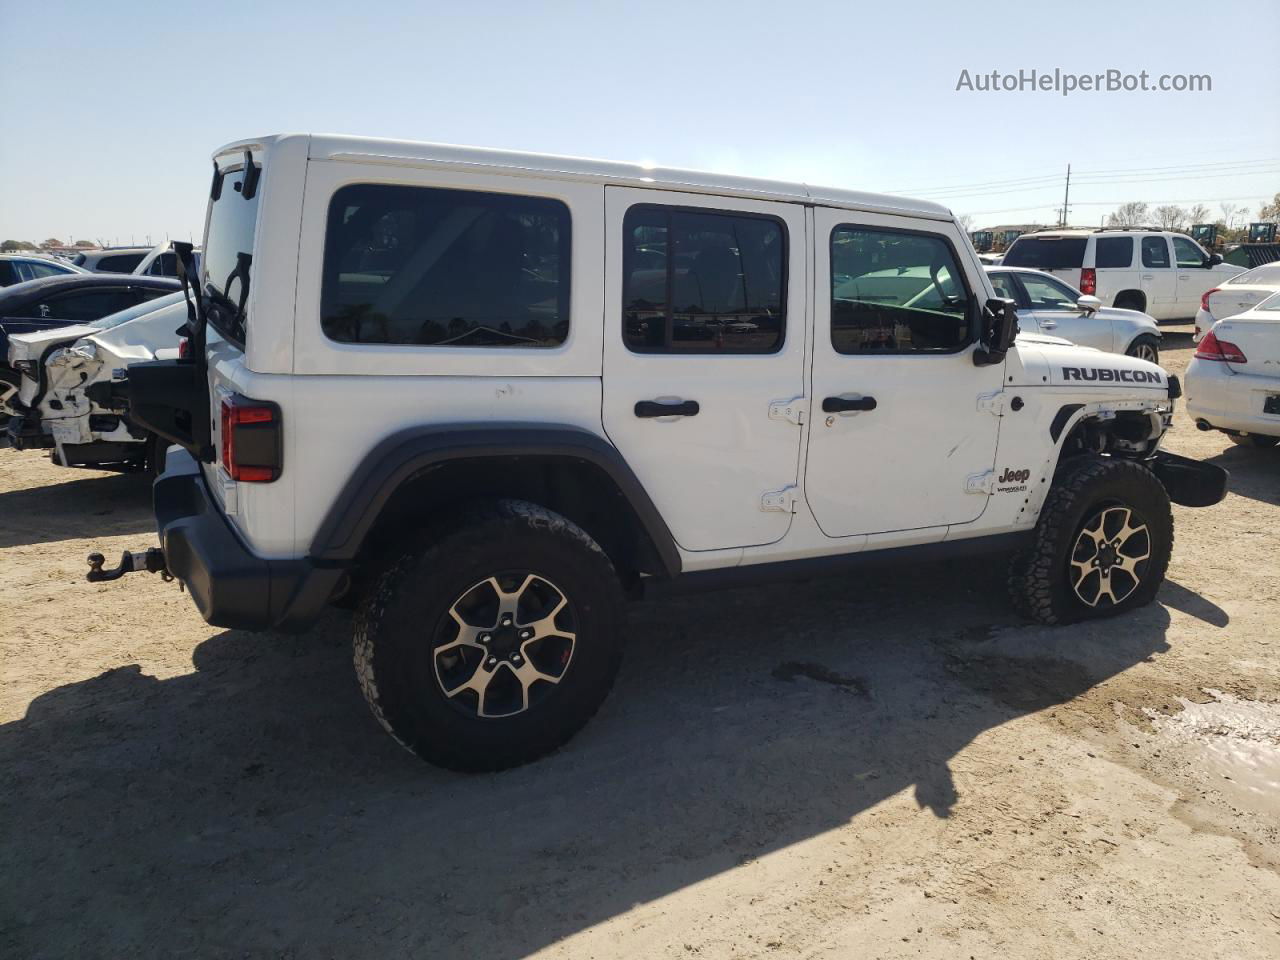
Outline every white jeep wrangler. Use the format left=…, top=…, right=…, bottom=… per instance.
left=92, top=135, right=1228, bottom=772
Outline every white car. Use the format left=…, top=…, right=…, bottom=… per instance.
left=1002, top=229, right=1244, bottom=321
left=7, top=293, right=185, bottom=469
left=986, top=266, right=1161, bottom=362
left=86, top=135, right=1229, bottom=773
left=1186, top=292, right=1280, bottom=447
left=1193, top=260, right=1280, bottom=342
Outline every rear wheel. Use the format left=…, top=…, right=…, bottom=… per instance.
left=353, top=499, right=625, bottom=771
left=1228, top=434, right=1279, bottom=448
left=1009, top=457, right=1173, bottom=625
left=1125, top=334, right=1160, bottom=364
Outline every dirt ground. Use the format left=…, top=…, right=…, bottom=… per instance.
left=2, top=332, right=1278, bottom=959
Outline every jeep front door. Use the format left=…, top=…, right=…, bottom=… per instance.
left=806, top=211, right=1003, bottom=538
left=602, top=188, right=807, bottom=552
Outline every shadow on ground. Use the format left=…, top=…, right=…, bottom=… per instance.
left=1206, top=444, right=1280, bottom=507
left=0, top=470, right=153, bottom=549
left=0, top=559, right=1180, bottom=959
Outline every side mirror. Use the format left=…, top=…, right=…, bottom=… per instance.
left=973, top=297, right=1019, bottom=366
left=1076, top=295, right=1103, bottom=314
left=1207, top=253, right=1223, bottom=267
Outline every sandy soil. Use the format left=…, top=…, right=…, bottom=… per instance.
left=2, top=332, right=1278, bottom=959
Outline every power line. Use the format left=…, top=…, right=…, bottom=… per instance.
left=886, top=156, right=1280, bottom=197
left=963, top=194, right=1269, bottom=218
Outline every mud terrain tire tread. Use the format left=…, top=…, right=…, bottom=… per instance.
left=1008, top=456, right=1173, bottom=625
left=353, top=499, right=624, bottom=772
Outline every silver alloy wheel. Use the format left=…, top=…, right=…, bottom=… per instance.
left=433, top=573, right=577, bottom=718
left=1132, top=341, right=1159, bottom=363
left=1068, top=505, right=1151, bottom=608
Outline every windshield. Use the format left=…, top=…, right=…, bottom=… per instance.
left=90, top=291, right=185, bottom=330
left=1002, top=236, right=1088, bottom=269
left=1229, top=263, right=1280, bottom=286
left=201, top=158, right=261, bottom=344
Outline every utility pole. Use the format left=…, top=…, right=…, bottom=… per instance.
left=1059, top=163, right=1071, bottom=228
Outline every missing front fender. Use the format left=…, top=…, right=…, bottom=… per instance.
left=1149, top=452, right=1228, bottom=507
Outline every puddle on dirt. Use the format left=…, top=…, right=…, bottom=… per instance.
left=1145, top=689, right=1280, bottom=819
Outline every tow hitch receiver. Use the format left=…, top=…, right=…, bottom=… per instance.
left=87, top=548, right=172, bottom=583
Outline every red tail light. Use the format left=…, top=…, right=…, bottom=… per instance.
left=220, top=395, right=282, bottom=482
left=1194, top=329, right=1247, bottom=363
left=178, top=337, right=190, bottom=359
left=1079, top=267, right=1096, bottom=295
left=1200, top=288, right=1219, bottom=313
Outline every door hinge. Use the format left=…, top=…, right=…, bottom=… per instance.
left=977, top=391, right=1006, bottom=416
left=965, top=470, right=994, bottom=495
left=768, top=397, right=806, bottom=425
left=761, top=485, right=798, bottom=513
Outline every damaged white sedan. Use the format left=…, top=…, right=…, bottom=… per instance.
left=6, top=294, right=186, bottom=471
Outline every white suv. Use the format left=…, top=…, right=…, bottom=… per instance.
left=93, top=135, right=1227, bottom=771
left=1003, top=229, right=1244, bottom=321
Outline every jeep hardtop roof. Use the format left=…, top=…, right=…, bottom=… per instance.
left=216, top=134, right=955, bottom=222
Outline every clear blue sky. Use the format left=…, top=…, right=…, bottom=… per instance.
left=2, top=0, right=1276, bottom=244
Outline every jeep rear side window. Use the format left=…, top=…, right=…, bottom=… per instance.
left=622, top=205, right=785, bottom=354
left=1095, top=236, right=1133, bottom=268
left=321, top=185, right=570, bottom=347
left=1001, top=236, right=1087, bottom=269
left=830, top=226, right=972, bottom=354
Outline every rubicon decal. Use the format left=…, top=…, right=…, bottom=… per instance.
left=1062, top=366, right=1162, bottom=384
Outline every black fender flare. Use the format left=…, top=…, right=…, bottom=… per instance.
left=309, top=423, right=681, bottom=577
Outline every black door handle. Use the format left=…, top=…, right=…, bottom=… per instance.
left=635, top=399, right=700, bottom=418
left=822, top=395, right=877, bottom=413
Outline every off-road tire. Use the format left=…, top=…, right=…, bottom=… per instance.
left=353, top=499, right=625, bottom=772
left=1008, top=457, right=1173, bottom=625
left=1228, top=434, right=1279, bottom=448
left=1125, top=334, right=1160, bottom=365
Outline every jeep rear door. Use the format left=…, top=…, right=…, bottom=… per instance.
left=806, top=209, right=1002, bottom=539
left=601, top=188, right=807, bottom=553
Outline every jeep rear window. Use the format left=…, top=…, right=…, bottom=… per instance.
left=321, top=184, right=570, bottom=347
left=622, top=205, right=786, bottom=354
left=1001, top=236, right=1087, bottom=269
left=202, top=161, right=261, bottom=345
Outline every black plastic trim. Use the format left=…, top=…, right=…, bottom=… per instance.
left=310, top=423, right=682, bottom=577
left=1149, top=451, right=1227, bottom=507
left=645, top=531, right=1033, bottom=598
left=153, top=449, right=342, bottom=631
left=1050, top=404, right=1085, bottom=442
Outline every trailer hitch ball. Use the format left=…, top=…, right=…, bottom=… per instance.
left=86, top=548, right=172, bottom=583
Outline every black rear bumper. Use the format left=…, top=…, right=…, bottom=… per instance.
left=154, top=449, right=343, bottom=631
left=1150, top=451, right=1228, bottom=507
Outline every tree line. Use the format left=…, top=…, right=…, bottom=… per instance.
left=1105, top=192, right=1280, bottom=238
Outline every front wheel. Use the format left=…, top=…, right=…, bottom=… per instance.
left=1009, top=457, right=1173, bottom=625
left=1125, top=334, right=1160, bottom=365
left=353, top=499, right=624, bottom=772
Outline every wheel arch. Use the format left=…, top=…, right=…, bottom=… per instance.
left=1112, top=289, right=1146, bottom=312
left=311, top=423, right=681, bottom=582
